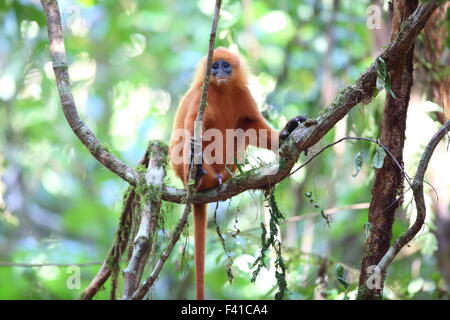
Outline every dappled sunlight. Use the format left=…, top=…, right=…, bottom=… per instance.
left=248, top=73, right=276, bottom=108
left=37, top=265, right=60, bottom=281
left=121, top=33, right=147, bottom=58
left=67, top=6, right=89, bottom=37
left=20, top=20, right=39, bottom=40
left=109, top=83, right=171, bottom=150
left=0, top=74, right=16, bottom=100
left=404, top=96, right=439, bottom=173
left=120, top=0, right=137, bottom=16
left=19, top=68, right=42, bottom=100
left=0, top=156, right=18, bottom=226
left=233, top=254, right=276, bottom=295
left=257, top=11, right=292, bottom=34
left=245, top=147, right=277, bottom=173
left=312, top=35, right=328, bottom=54
left=43, top=61, right=55, bottom=80
left=110, top=83, right=152, bottom=150
left=42, top=169, right=77, bottom=198
left=68, top=53, right=97, bottom=117
left=148, top=88, right=171, bottom=114
left=68, top=53, right=97, bottom=83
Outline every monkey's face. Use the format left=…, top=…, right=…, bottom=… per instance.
left=211, top=60, right=232, bottom=85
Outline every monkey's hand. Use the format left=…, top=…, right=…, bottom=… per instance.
left=195, top=164, right=207, bottom=183
left=279, top=115, right=307, bottom=144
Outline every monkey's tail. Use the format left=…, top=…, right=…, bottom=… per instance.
left=193, top=203, right=207, bottom=300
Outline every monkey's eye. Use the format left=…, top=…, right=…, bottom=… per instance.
left=223, top=62, right=230, bottom=69
left=212, top=63, right=219, bottom=69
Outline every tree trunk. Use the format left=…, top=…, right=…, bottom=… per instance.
left=357, top=0, right=418, bottom=300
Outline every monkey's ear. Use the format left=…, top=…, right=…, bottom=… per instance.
left=279, top=115, right=307, bottom=143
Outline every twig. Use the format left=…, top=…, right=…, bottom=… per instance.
left=40, top=0, right=138, bottom=186
left=289, top=136, right=412, bottom=187
left=287, top=202, right=370, bottom=223
left=130, top=0, right=223, bottom=300
left=377, top=120, right=450, bottom=272
left=238, top=202, right=370, bottom=235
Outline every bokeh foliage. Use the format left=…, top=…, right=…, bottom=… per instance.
left=0, top=0, right=447, bottom=299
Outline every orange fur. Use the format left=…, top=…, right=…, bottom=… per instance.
left=169, top=48, right=278, bottom=299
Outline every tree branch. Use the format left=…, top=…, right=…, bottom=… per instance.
left=130, top=0, right=223, bottom=300
left=160, top=0, right=440, bottom=205
left=289, top=136, right=412, bottom=187
left=122, top=142, right=167, bottom=299
left=79, top=146, right=153, bottom=300
left=40, top=0, right=138, bottom=186
left=357, top=0, right=420, bottom=300
left=377, top=120, right=450, bottom=272
left=40, top=0, right=441, bottom=300
left=41, top=0, right=440, bottom=205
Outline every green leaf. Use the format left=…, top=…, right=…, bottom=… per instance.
left=337, top=277, right=349, bottom=290
left=376, top=57, right=396, bottom=98
left=372, top=87, right=380, bottom=98
left=384, top=77, right=397, bottom=99
left=234, top=157, right=244, bottom=173
left=376, top=57, right=387, bottom=79
left=372, top=146, right=386, bottom=169
left=335, top=264, right=349, bottom=289
left=335, top=264, right=344, bottom=278
left=352, top=151, right=364, bottom=177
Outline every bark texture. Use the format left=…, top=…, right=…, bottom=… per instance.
left=357, top=0, right=418, bottom=300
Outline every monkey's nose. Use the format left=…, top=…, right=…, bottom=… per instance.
left=214, top=70, right=229, bottom=80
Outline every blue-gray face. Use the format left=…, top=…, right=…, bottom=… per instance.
left=211, top=60, right=232, bottom=80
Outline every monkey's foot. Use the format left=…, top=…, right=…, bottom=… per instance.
left=279, top=115, right=307, bottom=143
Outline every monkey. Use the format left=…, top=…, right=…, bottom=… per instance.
left=169, top=47, right=305, bottom=299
